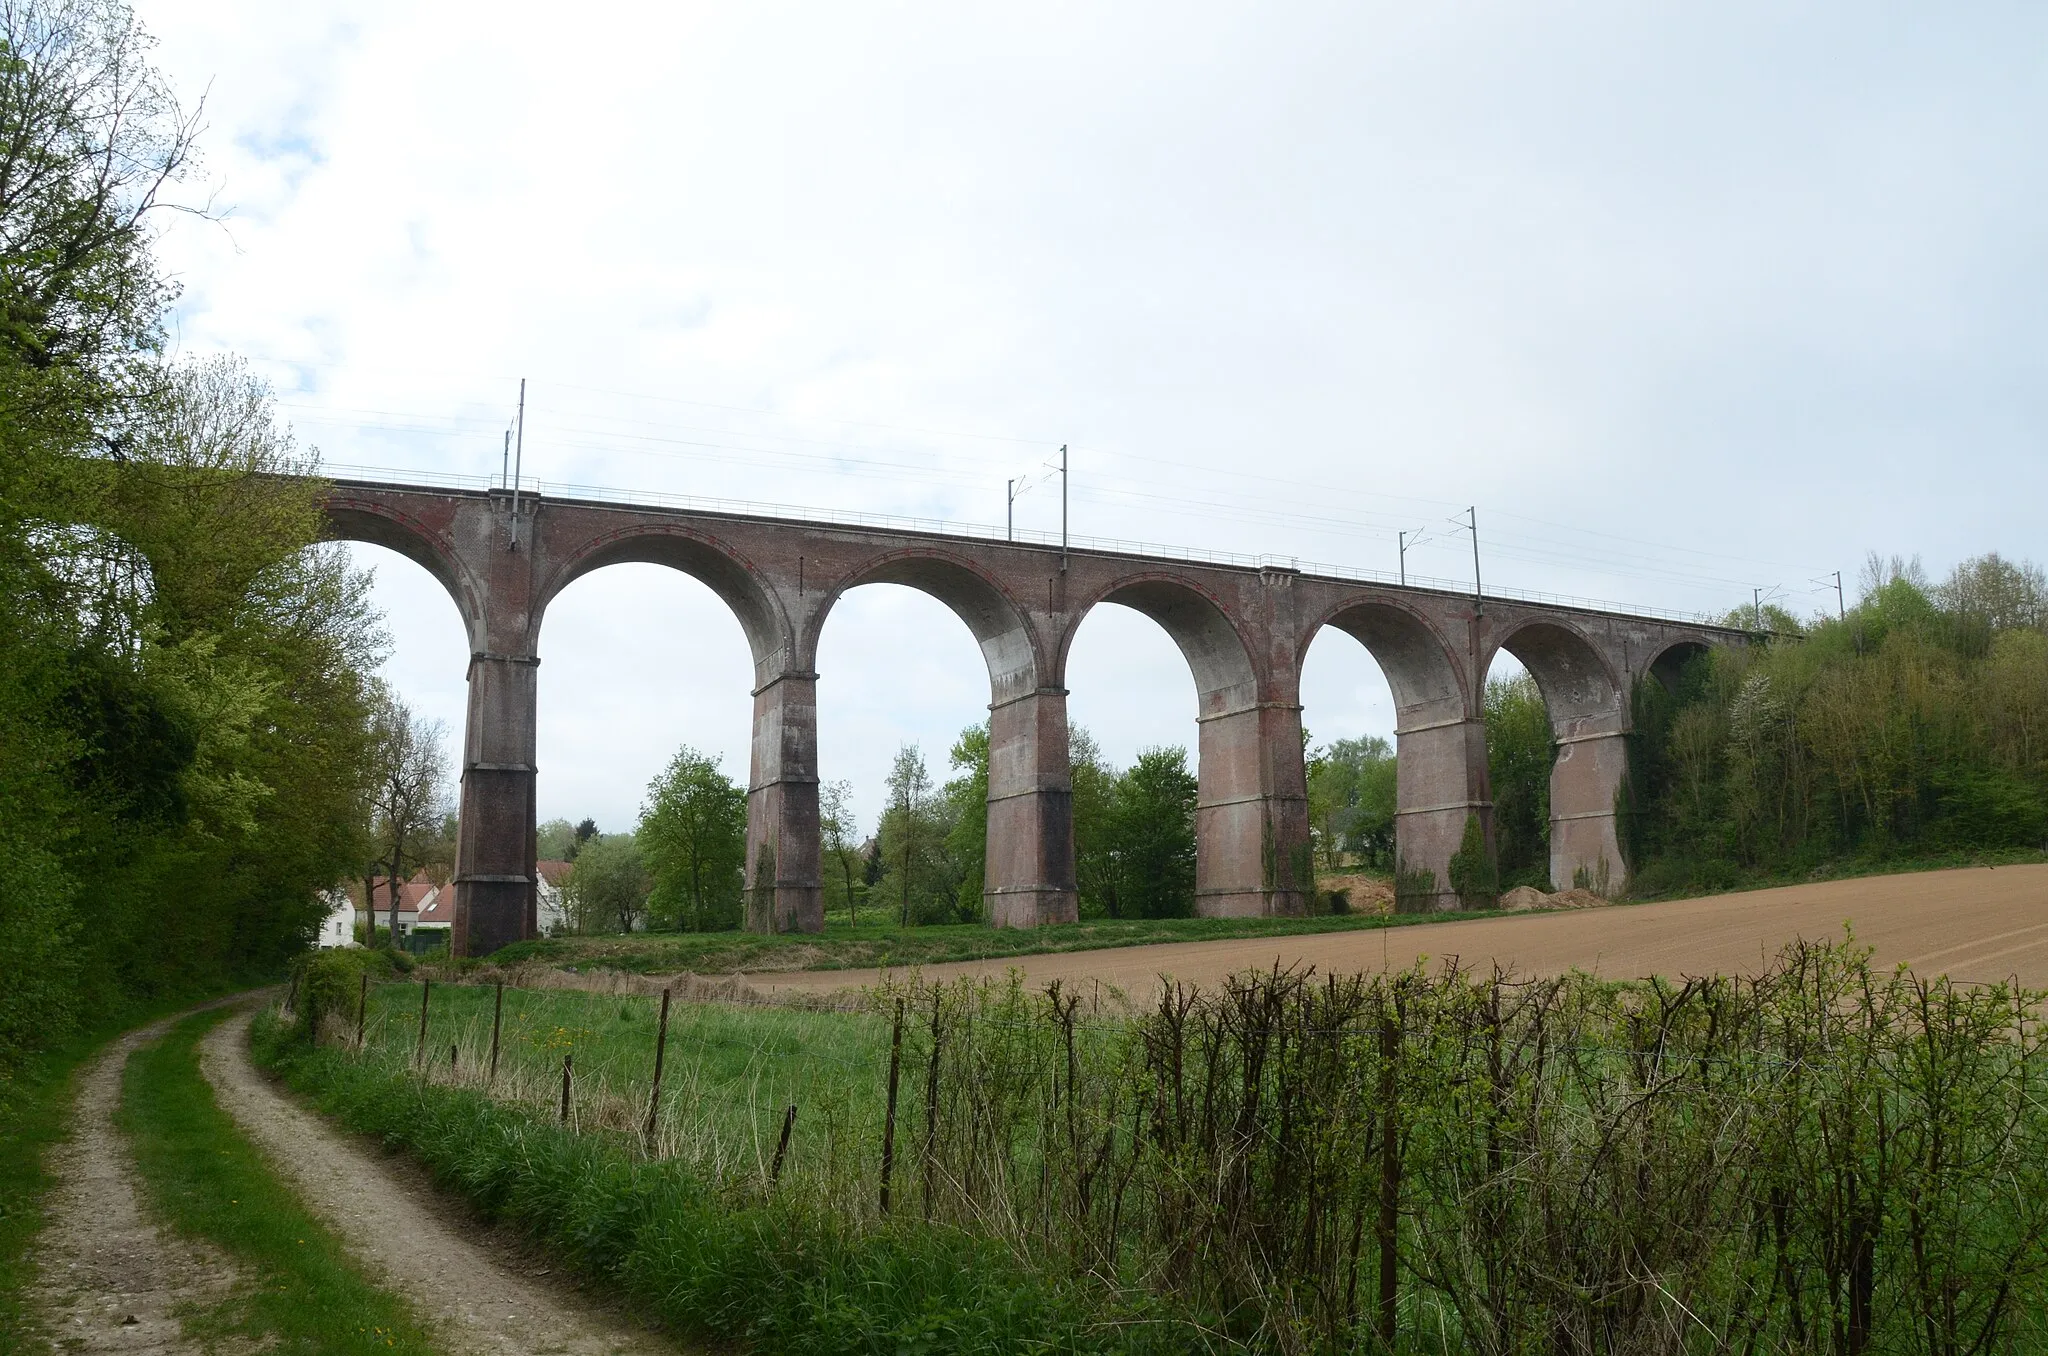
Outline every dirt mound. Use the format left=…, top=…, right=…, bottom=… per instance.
left=1501, top=886, right=1610, bottom=912
left=1318, top=873, right=1394, bottom=915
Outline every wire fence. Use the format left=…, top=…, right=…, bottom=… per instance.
left=289, top=938, right=2048, bottom=1354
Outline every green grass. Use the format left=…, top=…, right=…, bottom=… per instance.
left=0, top=986, right=263, bottom=1356
left=0, top=1034, right=102, bottom=1356
left=118, top=1007, right=437, bottom=1355
left=491, top=905, right=1496, bottom=976
left=251, top=1009, right=1189, bottom=1355
left=360, top=980, right=895, bottom=1192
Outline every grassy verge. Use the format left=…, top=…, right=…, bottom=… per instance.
left=251, top=1010, right=1188, bottom=1355
left=119, top=1007, right=437, bottom=1356
left=0, top=986, right=261, bottom=1356
left=491, top=905, right=1493, bottom=976
left=1624, top=845, right=2048, bottom=902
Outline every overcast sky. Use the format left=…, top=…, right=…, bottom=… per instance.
left=147, top=1, right=2047, bottom=835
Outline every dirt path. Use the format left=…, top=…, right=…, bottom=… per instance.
left=198, top=1006, right=676, bottom=1356
left=26, top=1017, right=242, bottom=1355
left=754, top=864, right=2048, bottom=998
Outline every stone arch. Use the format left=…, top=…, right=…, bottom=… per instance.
left=1065, top=573, right=1260, bottom=714
left=806, top=548, right=1068, bottom=928
left=804, top=548, right=1046, bottom=702
left=1065, top=572, right=1296, bottom=917
left=1489, top=618, right=1630, bottom=896
left=1647, top=638, right=1713, bottom=693
left=1303, top=595, right=1469, bottom=721
left=322, top=498, right=486, bottom=648
left=1300, top=594, right=1481, bottom=913
left=536, top=523, right=792, bottom=678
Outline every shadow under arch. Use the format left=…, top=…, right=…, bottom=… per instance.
left=323, top=499, right=486, bottom=648
left=1301, top=595, right=1479, bottom=913
left=536, top=523, right=792, bottom=675
left=1647, top=639, right=1713, bottom=693
left=1488, top=617, right=1630, bottom=896
left=1064, top=573, right=1294, bottom=917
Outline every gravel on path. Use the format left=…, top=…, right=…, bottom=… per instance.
left=198, top=1005, right=678, bottom=1356
left=25, top=1016, right=242, bottom=1356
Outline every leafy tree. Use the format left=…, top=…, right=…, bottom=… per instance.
left=573, top=817, right=597, bottom=856
left=1112, top=747, right=1199, bottom=919
left=942, top=724, right=990, bottom=920
left=367, top=690, right=449, bottom=941
left=1485, top=674, right=1553, bottom=888
left=819, top=779, right=863, bottom=924
left=637, top=745, right=746, bottom=932
left=1071, top=728, right=1121, bottom=917
left=563, top=833, right=649, bottom=934
left=536, top=817, right=578, bottom=861
left=1305, top=735, right=1397, bottom=869
left=876, top=743, right=959, bottom=925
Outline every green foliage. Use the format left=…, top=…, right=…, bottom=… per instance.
left=1485, top=672, right=1554, bottom=888
left=638, top=745, right=746, bottom=932
left=1305, top=735, right=1397, bottom=869
left=1110, top=747, right=1200, bottom=918
left=121, top=1009, right=436, bottom=1354
left=563, top=833, right=650, bottom=934
left=1629, top=557, right=2048, bottom=895
left=0, top=2, right=384, bottom=1077
left=875, top=742, right=963, bottom=926
left=1445, top=811, right=1499, bottom=908
left=941, top=725, right=990, bottom=920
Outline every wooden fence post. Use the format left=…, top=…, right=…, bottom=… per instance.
left=559, top=1051, right=574, bottom=1124
left=356, top=970, right=368, bottom=1050
left=921, top=989, right=942, bottom=1220
left=285, top=969, right=299, bottom=1016
left=880, top=998, right=904, bottom=1214
left=487, top=980, right=504, bottom=1087
left=413, top=976, right=431, bottom=1069
left=644, top=987, right=672, bottom=1149
left=771, top=1104, right=797, bottom=1182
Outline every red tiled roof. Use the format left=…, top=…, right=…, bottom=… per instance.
left=537, top=860, right=573, bottom=886
left=365, top=873, right=436, bottom=912
left=416, top=887, right=455, bottom=924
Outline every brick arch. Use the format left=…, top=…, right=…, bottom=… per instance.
left=1486, top=616, right=1628, bottom=736
left=802, top=547, right=1046, bottom=705
left=1298, top=592, right=1470, bottom=721
left=322, top=497, right=487, bottom=648
left=534, top=521, right=792, bottom=673
left=1061, top=570, right=1260, bottom=714
left=1645, top=637, right=1715, bottom=693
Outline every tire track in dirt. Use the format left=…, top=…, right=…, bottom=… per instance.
left=26, top=1013, right=243, bottom=1355
left=198, top=1006, right=679, bottom=1356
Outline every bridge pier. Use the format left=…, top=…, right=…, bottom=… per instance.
left=1392, top=712, right=1493, bottom=911
left=746, top=668, right=824, bottom=932
left=985, top=686, right=1078, bottom=926
left=1548, top=723, right=1629, bottom=895
left=1196, top=698, right=1313, bottom=917
left=452, top=648, right=540, bottom=955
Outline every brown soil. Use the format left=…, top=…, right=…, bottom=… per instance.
left=1314, top=873, right=1395, bottom=915
left=26, top=1016, right=243, bottom=1356
left=199, top=1007, right=679, bottom=1356
left=752, top=864, right=2048, bottom=999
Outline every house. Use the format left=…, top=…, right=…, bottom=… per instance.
left=315, top=888, right=357, bottom=948
left=412, top=880, right=454, bottom=938
left=537, top=859, right=573, bottom=935
left=363, top=872, right=437, bottom=938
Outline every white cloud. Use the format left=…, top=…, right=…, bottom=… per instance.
left=142, top=0, right=2048, bottom=831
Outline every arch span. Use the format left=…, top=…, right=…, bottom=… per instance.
left=323, top=500, right=485, bottom=647
left=1492, top=618, right=1630, bottom=897
left=1069, top=574, right=1305, bottom=916
left=538, top=524, right=791, bottom=676
left=1648, top=639, right=1712, bottom=694
left=810, top=550, right=1070, bottom=928
left=1304, top=597, right=1483, bottom=911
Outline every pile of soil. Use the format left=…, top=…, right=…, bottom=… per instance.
left=1501, top=885, right=1610, bottom=912
left=1317, top=873, right=1396, bottom=916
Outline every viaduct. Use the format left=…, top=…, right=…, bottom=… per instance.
left=322, top=477, right=1743, bottom=957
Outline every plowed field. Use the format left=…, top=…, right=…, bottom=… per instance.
left=755, top=864, right=2048, bottom=996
